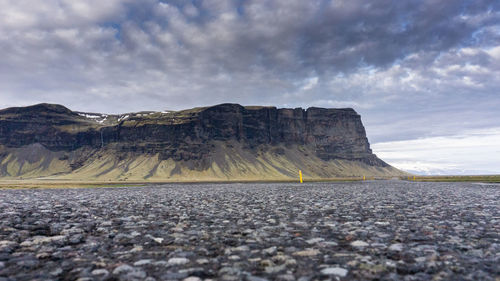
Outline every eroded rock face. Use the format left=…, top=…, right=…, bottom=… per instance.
left=0, top=103, right=387, bottom=167
left=0, top=104, right=102, bottom=150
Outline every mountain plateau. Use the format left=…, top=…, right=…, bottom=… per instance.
left=0, top=103, right=404, bottom=181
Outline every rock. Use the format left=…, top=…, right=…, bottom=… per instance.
left=305, top=238, right=324, bottom=245
left=350, top=240, right=369, bottom=248
left=161, top=271, right=189, bottom=280
left=233, top=245, right=250, bottom=252
left=0, top=103, right=391, bottom=179
left=276, top=274, right=295, bottom=281
left=196, top=258, right=209, bottom=264
left=245, top=275, right=269, bottom=281
left=167, top=257, right=190, bottom=266
left=113, top=264, right=135, bottom=275
left=16, top=258, right=39, bottom=268
left=263, top=246, right=277, bottom=255
left=1, top=179, right=498, bottom=281
left=183, top=277, right=202, bottom=281
left=388, top=243, right=404, bottom=252
left=20, top=235, right=67, bottom=247
left=152, top=237, right=163, bottom=244
left=35, top=252, right=51, bottom=259
left=0, top=241, right=18, bottom=253
left=292, top=249, right=320, bottom=256
left=50, top=267, right=63, bottom=276
left=91, top=269, right=109, bottom=276
left=320, top=267, right=348, bottom=277
left=112, top=264, right=146, bottom=280
left=265, top=264, right=287, bottom=274
left=221, top=275, right=240, bottom=281
left=134, top=259, right=153, bottom=266
left=69, top=234, right=85, bottom=245
left=126, top=269, right=147, bottom=280
left=318, top=241, right=338, bottom=247
left=129, top=245, right=143, bottom=253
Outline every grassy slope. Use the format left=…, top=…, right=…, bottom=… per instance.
left=0, top=142, right=405, bottom=183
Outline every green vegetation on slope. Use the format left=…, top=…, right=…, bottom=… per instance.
left=405, top=175, right=500, bottom=183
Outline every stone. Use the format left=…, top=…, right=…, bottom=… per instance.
left=320, top=267, right=348, bottom=277
left=196, top=258, right=209, bottom=264
left=134, top=259, right=153, bottom=266
left=1, top=179, right=498, bottom=281
left=265, top=264, right=287, bottom=274
left=113, top=264, right=135, bottom=275
left=263, top=246, right=277, bottom=255
left=351, top=240, right=369, bottom=248
left=183, top=277, right=202, bottom=281
left=167, top=257, right=190, bottom=266
left=69, top=234, right=85, bottom=245
left=276, top=274, right=295, bottom=281
left=0, top=241, right=18, bottom=253
left=91, top=269, right=109, bottom=276
left=20, top=235, right=66, bottom=247
left=388, top=243, right=404, bottom=252
left=292, top=249, right=320, bottom=256
left=305, top=238, right=324, bottom=245
left=50, top=268, right=63, bottom=276
left=245, top=275, right=269, bottom=281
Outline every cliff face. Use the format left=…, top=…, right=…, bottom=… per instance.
left=0, top=103, right=402, bottom=180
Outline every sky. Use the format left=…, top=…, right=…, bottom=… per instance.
left=0, top=0, right=499, bottom=175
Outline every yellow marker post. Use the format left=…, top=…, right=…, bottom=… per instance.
left=299, top=170, right=303, bottom=183
left=363, top=176, right=366, bottom=181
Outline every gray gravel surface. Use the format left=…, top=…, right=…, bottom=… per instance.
left=0, top=181, right=499, bottom=281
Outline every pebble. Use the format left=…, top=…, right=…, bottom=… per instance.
left=168, top=257, right=190, bottom=266
left=91, top=269, right=109, bottom=276
left=320, top=267, right=348, bottom=277
left=263, top=246, right=277, bottom=255
left=389, top=243, right=404, bottom=252
left=292, top=249, right=320, bottom=256
left=0, top=181, right=498, bottom=280
left=113, top=264, right=135, bottom=275
left=134, top=259, right=153, bottom=266
left=183, top=277, right=202, bottom=281
left=351, top=240, right=369, bottom=248
left=305, top=238, right=324, bottom=245
left=50, top=268, right=63, bottom=276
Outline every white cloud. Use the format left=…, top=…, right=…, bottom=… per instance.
left=372, top=128, right=500, bottom=175
left=0, top=0, right=126, bottom=29
left=0, top=0, right=498, bottom=176
left=301, top=77, right=319, bottom=90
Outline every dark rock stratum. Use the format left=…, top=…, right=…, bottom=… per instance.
left=0, top=103, right=402, bottom=180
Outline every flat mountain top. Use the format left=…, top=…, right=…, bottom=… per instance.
left=0, top=103, right=406, bottom=181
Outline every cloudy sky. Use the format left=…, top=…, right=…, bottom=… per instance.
left=0, top=0, right=499, bottom=174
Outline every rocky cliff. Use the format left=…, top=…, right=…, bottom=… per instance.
left=0, top=103, right=404, bottom=181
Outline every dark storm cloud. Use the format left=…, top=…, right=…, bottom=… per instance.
left=0, top=0, right=499, bottom=173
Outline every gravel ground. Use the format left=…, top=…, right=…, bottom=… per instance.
left=0, top=181, right=499, bottom=281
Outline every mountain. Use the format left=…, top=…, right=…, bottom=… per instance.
left=0, top=103, right=405, bottom=181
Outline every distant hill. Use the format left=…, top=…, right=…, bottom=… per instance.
left=0, top=103, right=405, bottom=181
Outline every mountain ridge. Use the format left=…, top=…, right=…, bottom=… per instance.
left=0, top=103, right=405, bottom=181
